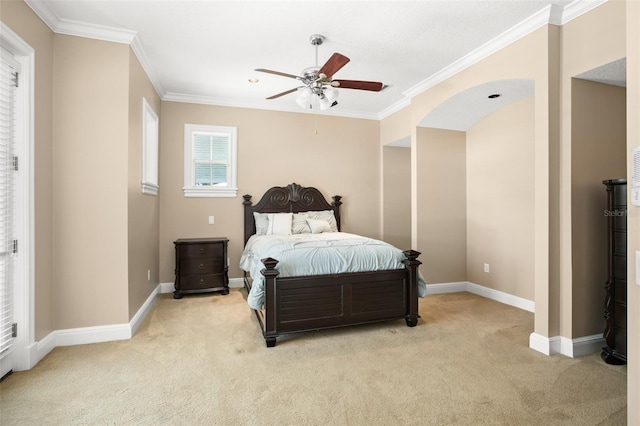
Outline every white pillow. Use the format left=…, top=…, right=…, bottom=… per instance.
left=292, top=213, right=310, bottom=234
left=253, top=212, right=270, bottom=235
left=307, top=218, right=332, bottom=234
left=267, top=213, right=293, bottom=235
left=305, top=210, right=338, bottom=232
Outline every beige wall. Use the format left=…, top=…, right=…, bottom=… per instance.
left=409, top=26, right=553, bottom=336
left=559, top=0, right=627, bottom=340
left=158, top=102, right=381, bottom=282
left=416, top=127, right=466, bottom=284
left=2, top=1, right=162, bottom=333
left=52, top=35, right=130, bottom=328
left=466, top=98, right=535, bottom=300
left=380, top=106, right=411, bottom=146
left=127, top=50, right=161, bottom=318
left=1, top=0, right=55, bottom=340
left=626, top=1, right=639, bottom=422
left=382, top=146, right=411, bottom=249
left=570, top=79, right=626, bottom=337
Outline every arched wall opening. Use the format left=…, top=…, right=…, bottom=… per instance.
left=413, top=79, right=536, bottom=302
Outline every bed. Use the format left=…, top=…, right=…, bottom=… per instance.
left=241, top=183, right=424, bottom=347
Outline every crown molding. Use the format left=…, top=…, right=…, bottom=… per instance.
left=377, top=97, right=411, bottom=120
left=26, top=0, right=608, bottom=120
left=402, top=0, right=607, bottom=101
left=403, top=5, right=554, bottom=99
left=26, top=0, right=135, bottom=44
left=24, top=0, right=60, bottom=32
left=25, top=0, right=165, bottom=98
left=560, top=0, right=607, bottom=25
left=130, top=37, right=166, bottom=98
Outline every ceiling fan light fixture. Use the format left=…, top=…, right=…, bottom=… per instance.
left=324, top=86, right=339, bottom=102
left=318, top=94, right=332, bottom=110
left=296, top=87, right=314, bottom=108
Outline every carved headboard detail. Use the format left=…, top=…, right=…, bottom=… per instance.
left=242, top=183, right=342, bottom=246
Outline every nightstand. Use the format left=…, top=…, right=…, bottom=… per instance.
left=173, top=238, right=229, bottom=299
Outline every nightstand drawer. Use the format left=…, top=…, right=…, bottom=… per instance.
left=181, top=258, right=225, bottom=274
left=180, top=243, right=224, bottom=259
left=180, top=274, right=226, bottom=290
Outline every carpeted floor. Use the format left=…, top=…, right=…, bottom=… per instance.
left=0, top=290, right=627, bottom=425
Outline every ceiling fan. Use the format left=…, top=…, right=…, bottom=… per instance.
left=255, top=34, right=384, bottom=110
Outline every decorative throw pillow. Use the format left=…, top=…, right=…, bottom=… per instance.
left=306, top=210, right=338, bottom=232
left=292, top=213, right=310, bottom=234
left=267, top=212, right=293, bottom=235
left=307, top=218, right=332, bottom=234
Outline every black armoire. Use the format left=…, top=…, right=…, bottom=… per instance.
left=602, top=178, right=627, bottom=365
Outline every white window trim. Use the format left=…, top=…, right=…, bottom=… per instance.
left=141, top=97, right=159, bottom=196
left=183, top=123, right=238, bottom=198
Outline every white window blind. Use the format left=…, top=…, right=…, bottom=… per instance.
left=193, top=132, right=229, bottom=186
left=0, top=51, right=17, bottom=356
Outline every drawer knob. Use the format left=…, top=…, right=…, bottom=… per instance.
left=199, top=278, right=204, bottom=284
left=199, top=263, right=205, bottom=269
left=199, top=248, right=205, bottom=254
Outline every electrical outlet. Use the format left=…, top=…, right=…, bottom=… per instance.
left=483, top=263, right=490, bottom=273
left=208, top=215, right=215, bottom=225
left=147, top=269, right=151, bottom=281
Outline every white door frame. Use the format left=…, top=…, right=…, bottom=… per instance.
left=0, top=22, right=34, bottom=374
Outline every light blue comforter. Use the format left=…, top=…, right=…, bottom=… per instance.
left=239, top=232, right=426, bottom=310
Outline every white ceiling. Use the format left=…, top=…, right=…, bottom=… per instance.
left=27, top=0, right=607, bottom=121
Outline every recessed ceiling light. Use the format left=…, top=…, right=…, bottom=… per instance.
left=248, top=78, right=259, bottom=83
left=488, top=93, right=501, bottom=99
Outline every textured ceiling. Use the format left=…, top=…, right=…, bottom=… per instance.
left=27, top=0, right=612, bottom=125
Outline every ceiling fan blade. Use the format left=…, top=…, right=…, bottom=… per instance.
left=266, top=88, right=299, bottom=99
left=255, top=68, right=301, bottom=80
left=318, top=53, right=350, bottom=79
left=333, top=80, right=384, bottom=91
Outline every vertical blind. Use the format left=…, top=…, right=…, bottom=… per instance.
left=0, top=53, right=17, bottom=355
left=193, top=132, right=229, bottom=186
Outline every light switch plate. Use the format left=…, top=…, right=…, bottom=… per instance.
left=632, top=187, right=640, bottom=207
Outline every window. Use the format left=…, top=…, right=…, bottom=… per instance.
left=183, top=124, right=237, bottom=197
left=141, top=97, right=159, bottom=195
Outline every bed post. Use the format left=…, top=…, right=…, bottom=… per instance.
left=402, top=250, right=421, bottom=327
left=261, top=257, right=279, bottom=347
left=332, top=195, right=342, bottom=231
left=243, top=194, right=254, bottom=246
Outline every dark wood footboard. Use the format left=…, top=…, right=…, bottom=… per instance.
left=254, top=250, right=421, bottom=347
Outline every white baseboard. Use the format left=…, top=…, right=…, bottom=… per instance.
left=159, top=281, right=174, bottom=294
left=529, top=332, right=604, bottom=358
left=428, top=281, right=601, bottom=358
left=425, top=281, right=468, bottom=294
left=20, top=282, right=164, bottom=370
left=425, top=281, right=535, bottom=312
left=229, top=277, right=244, bottom=288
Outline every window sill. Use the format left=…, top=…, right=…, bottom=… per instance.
left=142, top=182, right=159, bottom=196
left=183, top=187, right=238, bottom=198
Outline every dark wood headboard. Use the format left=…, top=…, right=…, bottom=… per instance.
left=242, top=183, right=342, bottom=246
